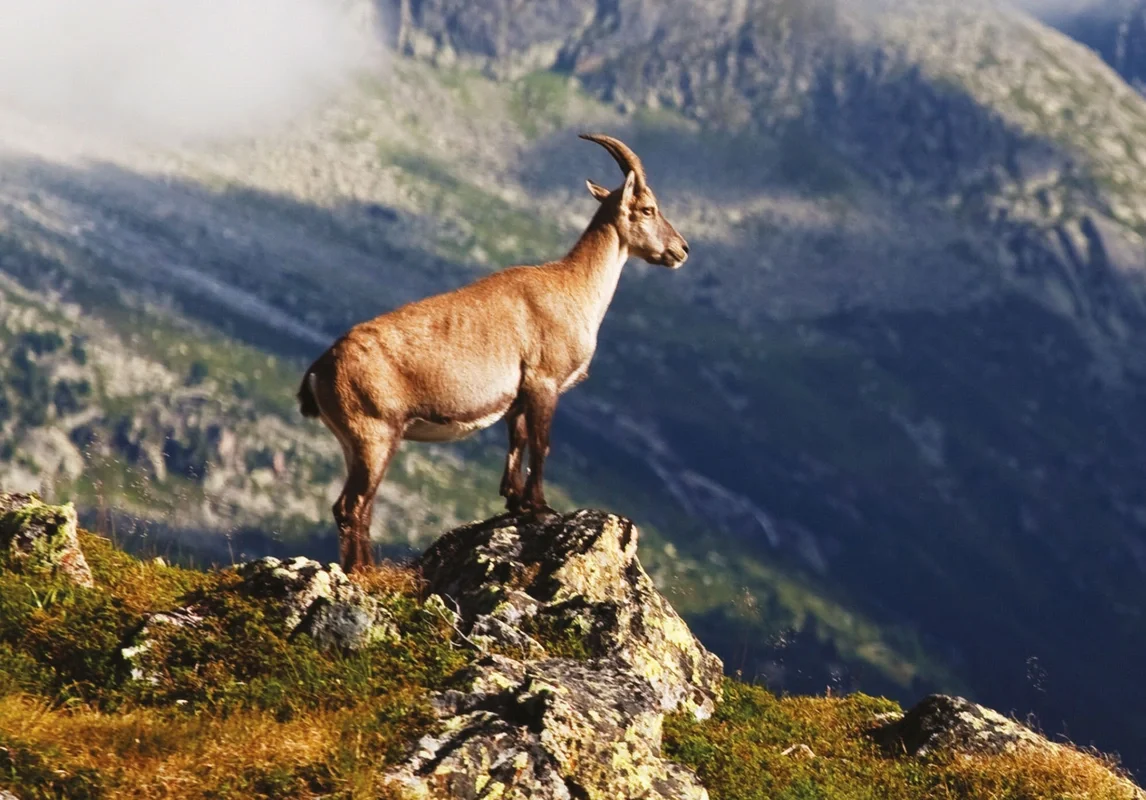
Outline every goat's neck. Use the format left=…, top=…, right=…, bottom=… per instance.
left=563, top=222, right=629, bottom=328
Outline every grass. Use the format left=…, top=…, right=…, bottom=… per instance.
left=383, top=147, right=568, bottom=266
left=0, top=529, right=467, bottom=799
left=508, top=71, right=577, bottom=138
left=0, top=519, right=1140, bottom=799
left=664, top=681, right=1140, bottom=800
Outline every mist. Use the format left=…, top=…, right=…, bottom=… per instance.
left=0, top=0, right=379, bottom=145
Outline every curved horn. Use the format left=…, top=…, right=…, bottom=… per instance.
left=579, top=133, right=647, bottom=189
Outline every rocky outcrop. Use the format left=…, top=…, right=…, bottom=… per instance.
left=391, top=655, right=708, bottom=800
left=418, top=509, right=723, bottom=716
left=388, top=510, right=723, bottom=800
left=122, top=556, right=400, bottom=679
left=236, top=556, right=400, bottom=650
left=871, top=694, right=1052, bottom=757
left=0, top=492, right=92, bottom=587
left=872, top=694, right=1146, bottom=799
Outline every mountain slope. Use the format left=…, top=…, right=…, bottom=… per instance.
left=3, top=0, right=1146, bottom=775
left=388, top=0, right=1146, bottom=769
left=1047, top=0, right=1146, bottom=94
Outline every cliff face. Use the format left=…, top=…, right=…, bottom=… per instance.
left=0, top=493, right=1142, bottom=800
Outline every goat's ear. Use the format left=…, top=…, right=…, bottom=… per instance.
left=586, top=180, right=611, bottom=202
left=619, top=169, right=636, bottom=209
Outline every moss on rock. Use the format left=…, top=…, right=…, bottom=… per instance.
left=0, top=493, right=92, bottom=587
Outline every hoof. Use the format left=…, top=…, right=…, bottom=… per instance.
left=523, top=503, right=560, bottom=522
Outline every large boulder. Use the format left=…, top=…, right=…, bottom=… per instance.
left=417, top=509, right=723, bottom=717
left=0, top=492, right=92, bottom=587
left=871, top=694, right=1049, bottom=757
left=389, top=510, right=723, bottom=800
left=872, top=694, right=1146, bottom=800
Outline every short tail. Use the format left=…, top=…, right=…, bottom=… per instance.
left=297, top=371, right=321, bottom=419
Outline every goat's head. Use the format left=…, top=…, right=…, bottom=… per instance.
left=580, top=133, right=689, bottom=269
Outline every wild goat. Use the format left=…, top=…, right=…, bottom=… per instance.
left=297, top=133, right=689, bottom=572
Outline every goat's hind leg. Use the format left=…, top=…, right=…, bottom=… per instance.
left=499, top=405, right=527, bottom=513
left=333, top=421, right=400, bottom=574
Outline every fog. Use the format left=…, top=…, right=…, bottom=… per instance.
left=0, top=0, right=378, bottom=145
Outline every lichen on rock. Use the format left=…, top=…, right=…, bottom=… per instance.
left=391, top=654, right=709, bottom=800
left=0, top=492, right=93, bottom=587
left=121, top=608, right=206, bottom=684
left=236, top=555, right=400, bottom=651
left=418, top=509, right=723, bottom=717
left=389, top=509, right=722, bottom=800
left=870, top=694, right=1146, bottom=798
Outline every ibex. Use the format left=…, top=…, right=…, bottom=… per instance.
left=298, top=134, right=689, bottom=572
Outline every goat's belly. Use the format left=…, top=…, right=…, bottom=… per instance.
left=403, top=405, right=509, bottom=443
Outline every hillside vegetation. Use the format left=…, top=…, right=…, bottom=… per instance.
left=0, top=497, right=1140, bottom=799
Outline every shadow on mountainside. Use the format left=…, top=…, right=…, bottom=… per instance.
left=1, top=88, right=1146, bottom=775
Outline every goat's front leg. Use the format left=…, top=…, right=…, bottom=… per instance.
left=521, top=385, right=558, bottom=514
left=500, top=404, right=527, bottom=512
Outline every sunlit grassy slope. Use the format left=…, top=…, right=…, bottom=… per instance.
left=0, top=531, right=1138, bottom=800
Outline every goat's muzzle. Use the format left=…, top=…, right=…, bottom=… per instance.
left=662, top=243, right=689, bottom=269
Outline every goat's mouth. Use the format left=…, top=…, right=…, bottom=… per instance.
left=660, top=250, right=688, bottom=269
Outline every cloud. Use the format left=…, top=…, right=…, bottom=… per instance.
left=0, top=0, right=378, bottom=144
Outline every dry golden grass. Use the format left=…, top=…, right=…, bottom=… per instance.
left=0, top=694, right=408, bottom=799
left=347, top=561, right=425, bottom=599
left=0, top=531, right=464, bottom=799
left=940, top=741, right=1143, bottom=800
left=5, top=531, right=1140, bottom=800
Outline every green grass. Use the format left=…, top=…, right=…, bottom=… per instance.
left=508, top=71, right=577, bottom=138
left=383, top=147, right=569, bottom=266
left=664, top=681, right=1139, bottom=800
left=0, top=531, right=467, bottom=799
left=0, top=517, right=1138, bottom=799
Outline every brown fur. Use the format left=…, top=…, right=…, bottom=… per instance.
left=298, top=134, right=689, bottom=572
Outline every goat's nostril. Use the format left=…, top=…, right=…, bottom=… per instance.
left=682, top=243, right=690, bottom=255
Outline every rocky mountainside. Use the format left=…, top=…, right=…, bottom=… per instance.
left=3, top=0, right=1146, bottom=777
left=1, top=492, right=1142, bottom=800
left=1047, top=0, right=1146, bottom=93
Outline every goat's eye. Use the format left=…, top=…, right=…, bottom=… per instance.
left=642, top=207, right=655, bottom=217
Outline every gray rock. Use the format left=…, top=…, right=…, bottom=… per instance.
left=388, top=510, right=721, bottom=799
left=121, top=608, right=206, bottom=683
left=0, top=492, right=93, bottom=587
left=237, top=556, right=400, bottom=650
left=121, top=556, right=401, bottom=685
left=391, top=0, right=598, bottom=79
left=418, top=509, right=723, bottom=718
left=872, top=694, right=1054, bottom=757
left=389, top=655, right=708, bottom=800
